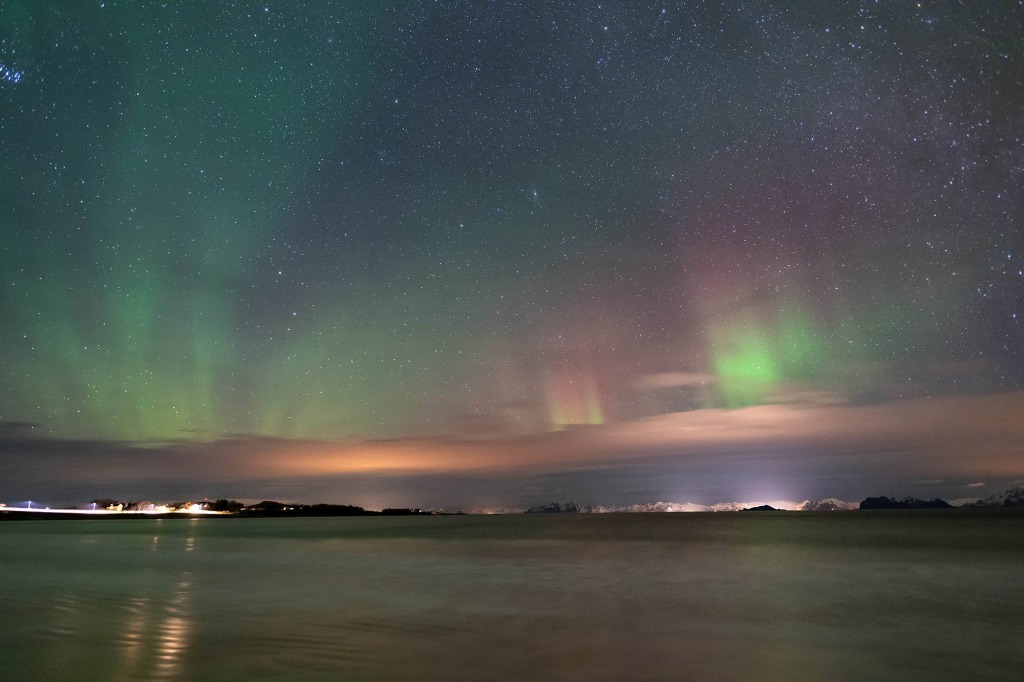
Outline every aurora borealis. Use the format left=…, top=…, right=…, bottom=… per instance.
left=2, top=1, right=1023, bottom=508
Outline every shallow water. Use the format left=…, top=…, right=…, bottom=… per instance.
left=2, top=512, right=1022, bottom=681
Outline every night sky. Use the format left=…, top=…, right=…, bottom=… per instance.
left=2, top=1, right=1023, bottom=509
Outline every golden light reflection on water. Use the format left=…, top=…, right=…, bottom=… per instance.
left=154, top=575, right=192, bottom=679
left=97, top=523, right=197, bottom=680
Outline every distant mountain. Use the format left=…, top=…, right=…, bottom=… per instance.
left=525, top=500, right=584, bottom=513
left=962, top=487, right=1024, bottom=508
left=523, top=492, right=1021, bottom=513
left=589, top=501, right=711, bottom=513
left=798, top=498, right=857, bottom=511
left=859, top=496, right=952, bottom=510
left=589, top=500, right=811, bottom=513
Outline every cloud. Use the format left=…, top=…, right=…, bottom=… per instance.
left=0, top=421, right=42, bottom=435
left=3, top=391, right=1024, bottom=507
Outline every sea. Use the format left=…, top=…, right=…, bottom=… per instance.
left=2, top=511, right=1022, bottom=681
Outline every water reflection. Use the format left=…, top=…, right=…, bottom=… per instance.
left=153, top=575, right=192, bottom=679
left=35, top=521, right=199, bottom=680
left=119, top=523, right=194, bottom=680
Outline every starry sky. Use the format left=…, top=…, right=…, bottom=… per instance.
left=2, top=1, right=1023, bottom=508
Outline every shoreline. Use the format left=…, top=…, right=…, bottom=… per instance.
left=4, top=507, right=1023, bottom=521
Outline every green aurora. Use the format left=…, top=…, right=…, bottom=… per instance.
left=1, top=1, right=1021, bottom=445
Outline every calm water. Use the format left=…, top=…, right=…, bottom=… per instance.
left=2, top=512, right=1022, bottom=681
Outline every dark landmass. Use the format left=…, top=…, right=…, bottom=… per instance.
left=240, top=500, right=373, bottom=516
left=740, top=505, right=780, bottom=512
left=230, top=502, right=440, bottom=517
left=241, top=501, right=438, bottom=516
left=859, top=497, right=953, bottom=510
